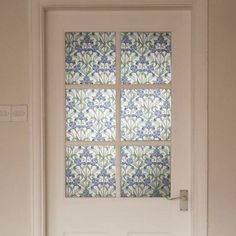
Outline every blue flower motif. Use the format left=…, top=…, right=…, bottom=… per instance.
left=91, top=158, right=98, bottom=166
left=109, top=64, right=116, bottom=73
left=165, top=45, right=171, bottom=53
left=127, top=177, right=134, bottom=186
left=147, top=65, right=154, bottom=74
left=108, top=177, right=115, bottom=187
left=126, top=157, right=133, bottom=165
left=135, top=169, right=142, bottom=177
left=143, top=177, right=151, bottom=186
left=78, top=112, right=85, bottom=120
left=66, top=168, right=74, bottom=178
left=95, top=133, right=104, bottom=141
left=87, top=101, right=94, bottom=109
left=156, top=76, right=164, bottom=83
left=111, top=44, right=116, bottom=52
left=100, top=55, right=108, bottom=64
left=149, top=44, right=157, bottom=53
left=100, top=168, right=107, bottom=177
left=82, top=148, right=91, bottom=157
left=137, top=130, right=144, bottom=139
left=157, top=34, right=165, bottom=44
left=137, top=90, right=145, bottom=97
left=69, top=121, right=76, bottom=129
left=81, top=189, right=92, bottom=197
left=121, top=76, right=129, bottom=84
left=153, top=90, right=161, bottom=97
left=163, top=100, right=170, bottom=109
left=85, top=121, right=93, bottom=129
left=131, top=65, right=138, bottom=73
left=75, top=44, right=83, bottom=52
left=138, top=55, right=146, bottom=64
left=67, top=100, right=75, bottom=110
left=83, top=34, right=93, bottom=44
left=105, top=121, right=114, bottom=129
left=76, top=158, right=82, bottom=166
left=92, top=178, right=99, bottom=187
left=66, top=55, right=73, bottom=64
left=145, top=158, right=153, bottom=166
left=136, top=110, right=143, bottom=118
left=153, top=130, right=160, bottom=139
left=122, top=34, right=132, bottom=44
left=155, top=110, right=162, bottom=118
left=82, top=76, right=92, bottom=84
left=163, top=177, right=170, bottom=186
left=91, top=44, right=99, bottom=52
left=95, top=91, right=104, bottom=100
left=92, top=64, right=100, bottom=73
left=153, top=148, right=161, bottom=156
left=130, top=44, right=137, bottom=53
left=153, top=189, right=160, bottom=197
left=161, top=157, right=169, bottom=166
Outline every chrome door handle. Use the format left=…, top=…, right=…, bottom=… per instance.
left=166, top=190, right=188, bottom=211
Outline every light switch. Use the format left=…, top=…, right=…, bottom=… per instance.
left=0, top=106, right=11, bottom=122
left=11, top=105, right=28, bottom=122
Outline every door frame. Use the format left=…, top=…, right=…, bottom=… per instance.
left=29, top=1, right=208, bottom=236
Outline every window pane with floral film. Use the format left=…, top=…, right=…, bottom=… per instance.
left=66, top=89, right=116, bottom=141
left=121, top=32, right=171, bottom=84
left=121, top=146, right=171, bottom=197
left=65, top=32, right=116, bottom=84
left=66, top=146, right=116, bottom=197
left=121, top=89, right=171, bottom=141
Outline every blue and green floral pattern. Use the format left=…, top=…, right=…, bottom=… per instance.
left=66, top=89, right=116, bottom=141
left=66, top=146, right=116, bottom=197
left=121, top=32, right=171, bottom=84
left=65, top=32, right=116, bottom=84
left=121, top=146, right=171, bottom=197
left=121, top=89, right=171, bottom=141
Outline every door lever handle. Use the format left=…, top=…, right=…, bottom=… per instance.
left=166, top=190, right=188, bottom=211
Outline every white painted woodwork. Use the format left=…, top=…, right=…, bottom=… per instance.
left=46, top=9, right=191, bottom=236
left=29, top=1, right=208, bottom=236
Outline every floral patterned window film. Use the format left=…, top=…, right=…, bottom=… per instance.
left=65, top=32, right=116, bottom=84
left=66, top=146, right=116, bottom=197
left=121, top=32, right=171, bottom=84
left=121, top=146, right=171, bottom=197
left=65, top=89, right=116, bottom=141
left=65, top=31, right=172, bottom=198
left=121, top=89, right=171, bottom=141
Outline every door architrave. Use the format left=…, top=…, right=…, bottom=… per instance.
left=29, top=1, right=208, bottom=236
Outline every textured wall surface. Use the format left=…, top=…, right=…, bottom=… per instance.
left=0, top=0, right=236, bottom=235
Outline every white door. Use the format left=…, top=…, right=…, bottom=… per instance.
left=46, top=9, right=191, bottom=236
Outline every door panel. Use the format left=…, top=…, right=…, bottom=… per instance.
left=46, top=9, right=191, bottom=236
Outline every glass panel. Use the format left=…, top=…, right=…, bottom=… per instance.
left=66, top=89, right=116, bottom=141
left=121, top=146, right=171, bottom=197
left=65, top=32, right=116, bottom=84
left=121, top=32, right=171, bottom=84
left=66, top=146, right=116, bottom=197
left=121, top=89, right=171, bottom=141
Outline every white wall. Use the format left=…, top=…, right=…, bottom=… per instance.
left=0, top=0, right=235, bottom=235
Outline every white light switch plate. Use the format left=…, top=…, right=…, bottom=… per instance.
left=0, top=106, right=11, bottom=121
left=11, top=105, right=28, bottom=122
